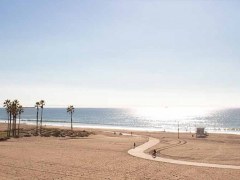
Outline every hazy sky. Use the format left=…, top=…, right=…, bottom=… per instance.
left=1, top=0, right=240, bottom=108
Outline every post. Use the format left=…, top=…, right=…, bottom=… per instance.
left=178, top=122, right=179, bottom=139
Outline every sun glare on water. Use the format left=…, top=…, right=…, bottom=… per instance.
left=130, top=107, right=216, bottom=125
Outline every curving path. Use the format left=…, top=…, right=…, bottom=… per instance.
left=128, top=137, right=240, bottom=170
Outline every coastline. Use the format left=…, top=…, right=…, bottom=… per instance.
left=1, top=119, right=240, bottom=135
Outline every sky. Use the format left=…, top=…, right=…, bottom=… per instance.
left=0, top=0, right=240, bottom=108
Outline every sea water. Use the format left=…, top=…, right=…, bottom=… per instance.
left=0, top=107, right=240, bottom=134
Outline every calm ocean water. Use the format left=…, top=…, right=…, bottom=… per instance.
left=0, top=107, right=240, bottom=134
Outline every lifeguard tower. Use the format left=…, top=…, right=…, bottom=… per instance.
left=196, top=127, right=208, bottom=138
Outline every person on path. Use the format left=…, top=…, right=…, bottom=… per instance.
left=153, top=149, right=157, bottom=158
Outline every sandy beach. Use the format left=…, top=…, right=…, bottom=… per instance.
left=0, top=123, right=240, bottom=180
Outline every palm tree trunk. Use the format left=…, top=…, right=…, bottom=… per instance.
left=11, top=114, right=14, bottom=136
left=9, top=112, right=12, bottom=137
left=15, top=115, right=17, bottom=136
left=71, top=112, right=73, bottom=131
left=13, top=115, right=15, bottom=136
left=12, top=115, right=14, bottom=136
left=40, top=108, right=43, bottom=134
left=36, top=108, right=39, bottom=134
left=18, top=114, right=20, bottom=135
left=13, top=115, right=16, bottom=136
left=14, top=115, right=17, bottom=136
left=7, top=113, right=9, bottom=137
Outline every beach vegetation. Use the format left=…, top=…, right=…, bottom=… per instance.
left=0, top=131, right=8, bottom=138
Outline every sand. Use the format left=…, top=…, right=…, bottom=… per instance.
left=0, top=123, right=240, bottom=180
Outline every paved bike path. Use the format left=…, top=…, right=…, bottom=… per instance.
left=128, top=137, right=240, bottom=170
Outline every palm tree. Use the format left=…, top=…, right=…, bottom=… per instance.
left=11, top=100, right=20, bottom=136
left=8, top=102, right=13, bottom=137
left=40, top=100, right=45, bottom=134
left=17, top=105, right=24, bottom=135
left=67, top=105, right=74, bottom=131
left=3, top=99, right=11, bottom=137
left=35, top=102, right=40, bottom=134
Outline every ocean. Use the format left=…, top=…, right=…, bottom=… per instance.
left=0, top=107, right=240, bottom=134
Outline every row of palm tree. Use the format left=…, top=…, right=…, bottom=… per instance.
left=3, top=99, right=24, bottom=137
left=3, top=100, right=75, bottom=137
left=35, top=100, right=45, bottom=135
left=34, top=102, right=74, bottom=132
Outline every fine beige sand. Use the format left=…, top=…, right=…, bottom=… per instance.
left=0, top=123, right=240, bottom=180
